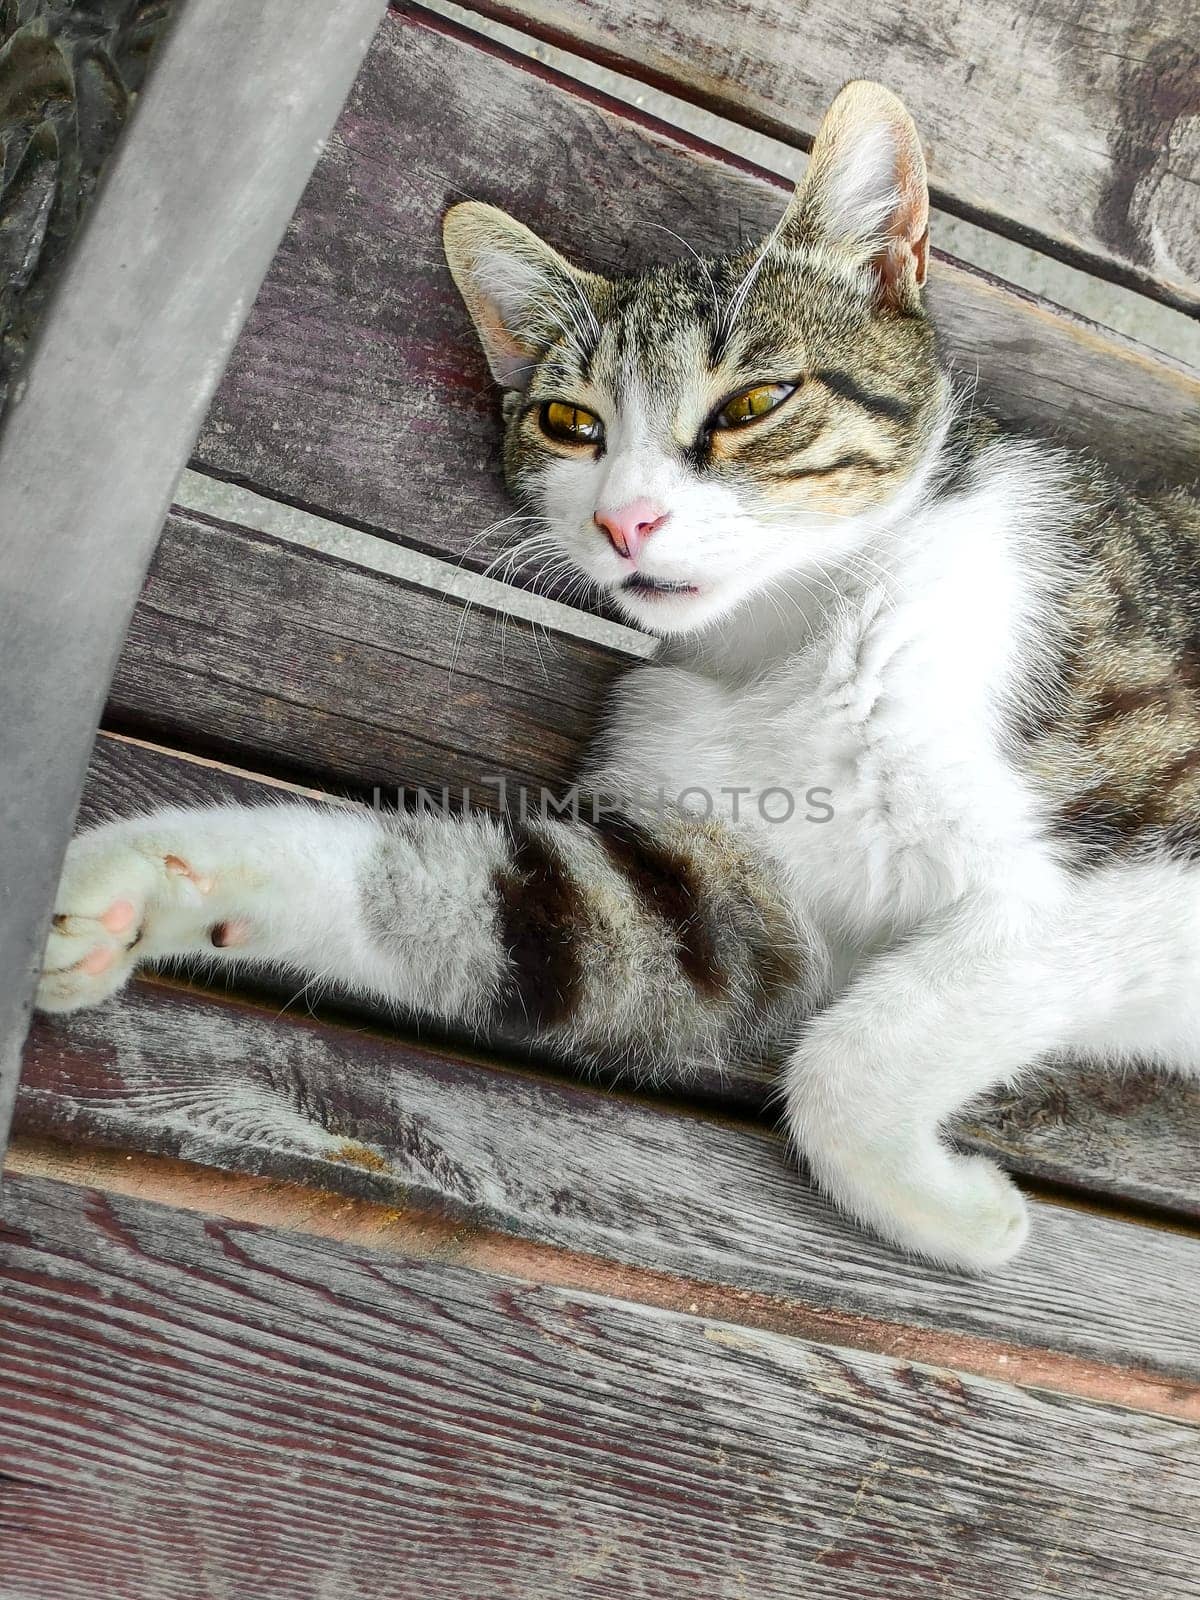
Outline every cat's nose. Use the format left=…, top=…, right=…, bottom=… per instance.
left=593, top=499, right=668, bottom=561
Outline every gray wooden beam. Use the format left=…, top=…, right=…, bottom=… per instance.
left=0, top=0, right=390, bottom=1168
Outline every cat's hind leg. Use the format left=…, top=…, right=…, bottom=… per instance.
left=1066, top=856, right=1200, bottom=1079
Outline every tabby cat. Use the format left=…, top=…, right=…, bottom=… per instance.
left=38, top=82, right=1200, bottom=1272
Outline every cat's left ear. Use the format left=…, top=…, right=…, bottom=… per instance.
left=783, top=80, right=929, bottom=312
left=443, top=201, right=602, bottom=389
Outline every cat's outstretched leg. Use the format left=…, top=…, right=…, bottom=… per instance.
left=36, top=803, right=446, bottom=1014
left=783, top=860, right=1200, bottom=1271
left=38, top=801, right=822, bottom=1079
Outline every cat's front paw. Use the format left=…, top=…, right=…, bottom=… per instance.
left=803, top=1131, right=1030, bottom=1273
left=37, top=828, right=238, bottom=1013
left=893, top=1152, right=1030, bottom=1273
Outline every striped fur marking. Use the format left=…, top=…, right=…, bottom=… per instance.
left=493, top=822, right=588, bottom=1030
left=591, top=811, right=729, bottom=1000
left=776, top=452, right=890, bottom=481
left=812, top=367, right=915, bottom=424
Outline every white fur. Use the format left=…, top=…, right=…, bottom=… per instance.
left=568, top=421, right=1200, bottom=1271
left=39, top=804, right=509, bottom=1021
left=819, top=121, right=902, bottom=246
left=39, top=415, right=1200, bottom=1274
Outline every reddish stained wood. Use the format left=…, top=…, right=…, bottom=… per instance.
left=19, top=971, right=1200, bottom=1389
left=71, top=732, right=1200, bottom=1223
left=193, top=5, right=1200, bottom=612
left=458, top=0, right=1200, bottom=314
left=10, top=1135, right=1200, bottom=1424
left=2, top=1164, right=1200, bottom=1599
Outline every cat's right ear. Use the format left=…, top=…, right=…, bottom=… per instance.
left=782, top=81, right=930, bottom=312
left=442, top=202, right=599, bottom=390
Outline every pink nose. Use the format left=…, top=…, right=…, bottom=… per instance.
left=593, top=498, right=668, bottom=561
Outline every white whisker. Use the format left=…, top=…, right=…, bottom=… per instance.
left=720, top=212, right=788, bottom=343
left=644, top=221, right=721, bottom=324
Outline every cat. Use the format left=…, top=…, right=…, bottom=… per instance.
left=37, top=80, right=1200, bottom=1273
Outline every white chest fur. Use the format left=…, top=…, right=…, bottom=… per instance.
left=587, top=475, right=1060, bottom=955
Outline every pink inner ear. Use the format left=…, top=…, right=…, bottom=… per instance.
left=870, top=127, right=929, bottom=306
left=478, top=301, right=532, bottom=388
left=874, top=234, right=927, bottom=307
left=888, top=126, right=930, bottom=243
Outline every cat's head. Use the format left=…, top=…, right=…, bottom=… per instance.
left=443, top=81, right=947, bottom=636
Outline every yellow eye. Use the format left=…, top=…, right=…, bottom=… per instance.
left=540, top=400, right=604, bottom=445
left=713, top=382, right=796, bottom=429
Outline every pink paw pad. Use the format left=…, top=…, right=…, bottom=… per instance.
left=100, top=899, right=137, bottom=935
left=80, top=945, right=116, bottom=976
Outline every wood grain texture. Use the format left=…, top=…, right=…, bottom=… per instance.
left=19, top=975, right=1200, bottom=1388
left=2, top=1167, right=1199, bottom=1600
left=0, top=0, right=392, bottom=1169
left=956, top=1064, right=1200, bottom=1220
left=106, top=508, right=630, bottom=799
left=193, top=4, right=1200, bottom=610
left=463, top=0, right=1200, bottom=315
left=72, top=733, right=1200, bottom=1223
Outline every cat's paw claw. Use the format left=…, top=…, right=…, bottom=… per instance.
left=164, top=854, right=214, bottom=899
left=39, top=918, right=139, bottom=1012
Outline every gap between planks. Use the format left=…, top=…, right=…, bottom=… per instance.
left=7, top=1133, right=1200, bottom=1427
left=429, top=0, right=1200, bottom=342
left=107, top=962, right=1200, bottom=1249
left=409, top=0, right=1200, bottom=360
left=172, top=468, right=654, bottom=659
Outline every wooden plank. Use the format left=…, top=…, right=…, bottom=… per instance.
left=70, top=732, right=1200, bottom=1223
left=956, top=1065, right=1200, bottom=1222
left=105, top=508, right=631, bottom=799
left=0, top=0, right=390, bottom=1167
left=193, top=4, right=1200, bottom=608
left=80, top=731, right=340, bottom=818
left=19, top=964, right=1200, bottom=1389
left=462, top=0, right=1200, bottom=316
left=2, top=1165, right=1199, bottom=1600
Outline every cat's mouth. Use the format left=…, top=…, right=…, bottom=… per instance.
left=620, top=573, right=700, bottom=598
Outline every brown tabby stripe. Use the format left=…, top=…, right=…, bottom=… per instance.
left=1089, top=683, right=1171, bottom=723
left=1160, top=820, right=1200, bottom=862
left=812, top=367, right=915, bottom=424
left=1049, top=786, right=1178, bottom=861
left=1049, top=791, right=1141, bottom=864
left=1052, top=790, right=1200, bottom=867
left=590, top=811, right=728, bottom=1000
left=776, top=452, right=889, bottom=480
left=1159, top=749, right=1200, bottom=790
left=746, top=912, right=809, bottom=1006
left=493, top=822, right=588, bottom=1030
left=732, top=407, right=826, bottom=465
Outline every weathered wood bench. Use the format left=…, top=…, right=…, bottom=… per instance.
left=2, top=3, right=1199, bottom=1595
